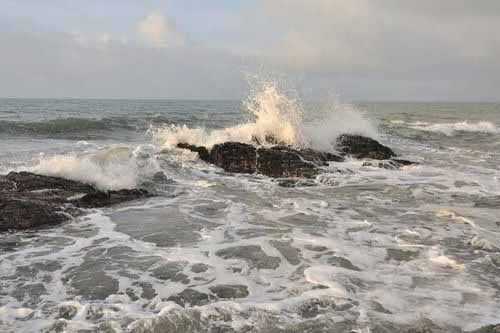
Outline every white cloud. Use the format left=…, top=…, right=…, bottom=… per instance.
left=137, top=12, right=184, bottom=48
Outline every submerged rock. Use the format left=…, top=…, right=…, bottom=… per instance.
left=336, top=134, right=395, bottom=160
left=0, top=171, right=151, bottom=232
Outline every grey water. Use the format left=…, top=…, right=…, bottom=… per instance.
left=0, top=98, right=499, bottom=332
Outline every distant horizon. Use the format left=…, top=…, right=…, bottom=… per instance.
left=1, top=97, right=499, bottom=104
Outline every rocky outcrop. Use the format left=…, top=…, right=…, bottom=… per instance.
left=176, top=134, right=409, bottom=178
left=0, top=171, right=151, bottom=232
left=257, top=146, right=318, bottom=178
left=336, top=134, right=395, bottom=160
left=210, top=142, right=257, bottom=174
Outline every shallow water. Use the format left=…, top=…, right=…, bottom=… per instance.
left=0, top=96, right=499, bottom=332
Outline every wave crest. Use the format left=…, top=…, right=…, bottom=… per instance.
left=393, top=120, right=499, bottom=136
left=152, top=83, right=377, bottom=151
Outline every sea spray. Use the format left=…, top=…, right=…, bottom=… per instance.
left=152, top=82, right=377, bottom=151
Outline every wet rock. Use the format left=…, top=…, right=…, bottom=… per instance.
left=0, top=171, right=152, bottom=232
left=210, top=142, right=257, bottom=174
left=6, top=171, right=95, bottom=193
left=166, top=288, right=214, bottom=307
left=0, top=196, right=69, bottom=232
left=73, top=189, right=150, bottom=208
left=177, top=143, right=210, bottom=162
left=336, top=134, right=395, bottom=160
left=215, top=245, right=281, bottom=269
left=257, top=146, right=318, bottom=178
left=297, top=148, right=344, bottom=164
left=269, top=240, right=302, bottom=265
left=209, top=284, right=249, bottom=299
left=327, top=256, right=362, bottom=271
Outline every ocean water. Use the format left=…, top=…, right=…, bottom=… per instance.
left=1, top=88, right=499, bottom=332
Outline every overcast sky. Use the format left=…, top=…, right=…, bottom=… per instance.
left=1, top=0, right=499, bottom=101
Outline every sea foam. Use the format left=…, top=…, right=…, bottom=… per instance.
left=408, top=121, right=498, bottom=136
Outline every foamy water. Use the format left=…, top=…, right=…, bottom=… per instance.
left=0, top=95, right=499, bottom=332
left=392, top=120, right=499, bottom=136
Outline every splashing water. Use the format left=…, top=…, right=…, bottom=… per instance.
left=153, top=82, right=376, bottom=151
left=30, top=145, right=160, bottom=190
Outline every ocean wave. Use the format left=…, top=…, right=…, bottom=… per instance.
left=30, top=145, right=161, bottom=190
left=0, top=117, right=136, bottom=136
left=391, top=120, right=499, bottom=136
left=152, top=82, right=378, bottom=151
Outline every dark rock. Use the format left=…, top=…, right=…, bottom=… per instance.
left=177, top=143, right=210, bottom=162
left=6, top=171, right=95, bottom=193
left=73, top=189, right=150, bottom=208
left=392, top=159, right=419, bottom=166
left=0, top=196, right=68, bottom=232
left=166, top=288, right=214, bottom=307
left=215, top=245, right=281, bottom=269
left=0, top=172, right=152, bottom=232
left=210, top=142, right=257, bottom=174
left=257, top=147, right=318, bottom=178
left=297, top=148, right=344, bottom=164
left=336, top=134, right=395, bottom=160
left=209, top=284, right=249, bottom=299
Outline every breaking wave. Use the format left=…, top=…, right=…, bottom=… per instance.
left=392, top=120, right=499, bottom=136
left=152, top=83, right=377, bottom=151
left=30, top=145, right=160, bottom=190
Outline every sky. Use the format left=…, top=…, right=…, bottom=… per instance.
left=1, top=0, right=499, bottom=101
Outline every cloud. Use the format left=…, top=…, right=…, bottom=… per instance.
left=1, top=2, right=499, bottom=100
left=137, top=12, right=185, bottom=48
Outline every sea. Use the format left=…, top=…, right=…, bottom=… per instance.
left=1, top=86, right=499, bottom=332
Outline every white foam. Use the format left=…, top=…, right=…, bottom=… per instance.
left=152, top=82, right=377, bottom=151
left=30, top=144, right=161, bottom=190
left=407, top=121, right=498, bottom=136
